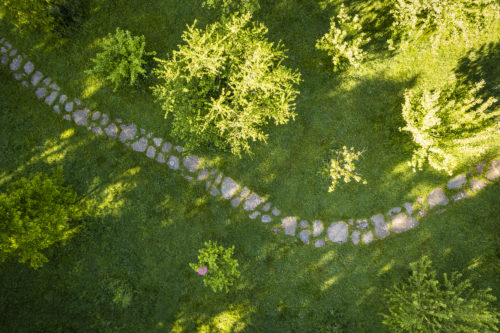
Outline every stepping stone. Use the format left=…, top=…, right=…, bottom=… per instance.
left=314, top=239, right=325, bottom=248
left=214, top=173, right=223, bottom=185
left=371, top=214, right=389, bottom=239
left=356, top=219, right=368, bottom=230
left=427, top=188, right=449, bottom=209
left=104, top=123, right=118, bottom=139
left=53, top=105, right=60, bottom=114
left=327, top=222, right=348, bottom=244
left=387, top=207, right=401, bottom=217
left=21, top=81, right=28, bottom=87
left=261, top=215, right=272, bottom=223
left=119, top=124, right=137, bottom=142
left=271, top=227, right=281, bottom=235
left=351, top=230, right=360, bottom=245
left=183, top=155, right=201, bottom=173
left=59, top=94, right=67, bottom=105
left=140, top=128, right=146, bottom=135
left=282, top=217, right=297, bottom=236
left=244, top=193, right=264, bottom=211
left=230, top=196, right=243, bottom=207
left=35, top=87, right=47, bottom=99
left=62, top=114, right=71, bottom=121
left=312, top=220, right=324, bottom=237
left=24, top=61, right=34, bottom=74
left=13, top=73, right=22, bottom=80
left=476, top=161, right=486, bottom=175
left=49, top=83, right=59, bottom=91
left=299, top=230, right=310, bottom=244
left=391, top=213, right=418, bottom=233
left=470, top=179, right=487, bottom=191
left=249, top=211, right=260, bottom=219
left=262, top=202, right=271, bottom=212
left=174, top=146, right=183, bottom=153
left=10, top=55, right=22, bottom=71
left=4, top=42, right=11, bottom=49
left=91, top=111, right=101, bottom=121
left=65, top=101, right=74, bottom=112
left=348, top=219, right=354, bottom=226
left=167, top=156, right=179, bottom=170
left=1, top=55, right=8, bottom=64
left=272, top=208, right=281, bottom=216
left=146, top=146, right=156, bottom=158
left=221, top=177, right=240, bottom=199
left=44, top=91, right=58, bottom=105
left=210, top=186, right=220, bottom=196
left=447, top=174, right=467, bottom=190
left=403, top=202, right=413, bottom=215
left=362, top=231, right=374, bottom=244
left=486, top=158, right=500, bottom=181
left=162, top=142, right=172, bottom=153
left=153, top=138, right=162, bottom=147
left=131, top=138, right=148, bottom=152
left=197, top=169, right=209, bottom=181
left=0, top=47, right=6, bottom=54
left=146, top=132, right=153, bottom=139
left=74, top=98, right=82, bottom=105
left=239, top=187, right=250, bottom=198
left=300, top=220, right=309, bottom=229
left=8, top=49, right=16, bottom=56
left=100, top=113, right=109, bottom=126
left=92, top=127, right=103, bottom=135
left=452, top=192, right=468, bottom=202
left=72, top=109, right=89, bottom=126
left=42, top=77, right=51, bottom=86
left=156, top=153, right=165, bottom=163
left=184, top=175, right=194, bottom=182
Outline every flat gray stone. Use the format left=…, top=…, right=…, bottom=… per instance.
left=387, top=207, right=401, bottom=217
left=221, top=177, right=240, bottom=199
left=174, top=145, right=183, bottom=153
left=13, top=73, right=22, bottom=80
left=53, top=105, right=60, bottom=114
left=231, top=196, right=243, bottom=207
left=312, top=220, right=324, bottom=237
left=35, top=87, right=47, bottom=99
left=42, top=77, right=51, bottom=86
left=262, top=202, right=271, bottom=212
left=391, top=213, right=418, bottom=233
left=239, top=187, right=250, bottom=198
left=9, top=55, right=22, bottom=71
left=4, top=42, right=11, bottom=49
left=470, top=178, right=487, bottom=191
left=403, top=202, right=413, bottom=215
left=146, top=146, right=156, bottom=158
left=104, top=123, right=118, bottom=139
left=452, top=191, right=468, bottom=201
left=215, top=173, right=223, bottom=185
left=91, top=127, right=103, bottom=135
left=100, top=113, right=109, bottom=126
left=184, top=175, right=194, bottom=182
left=0, top=47, right=5, bottom=54
left=24, top=61, right=34, bottom=74
left=261, top=215, right=272, bottom=223
left=356, top=219, right=368, bottom=230
left=299, top=230, right=310, bottom=244
left=21, top=81, right=28, bottom=87
left=272, top=208, right=281, bottom=216
left=282, top=216, right=297, bottom=236
left=153, top=138, right=162, bottom=147
left=197, top=169, right=209, bottom=181
left=167, top=156, right=179, bottom=170
left=72, top=109, right=89, bottom=126
left=244, top=193, right=264, bottom=211
left=62, top=114, right=71, bottom=121
left=371, top=214, right=389, bottom=239
left=351, top=230, right=360, bottom=245
left=476, top=161, right=486, bottom=175
left=427, top=188, right=449, bottom=208
left=486, top=158, right=500, bottom=181
left=44, top=91, right=58, bottom=105
left=131, top=138, right=148, bottom=152
left=58, top=95, right=67, bottom=105
left=362, top=231, right=374, bottom=244
left=447, top=174, right=467, bottom=190
left=1, top=55, right=8, bottom=64
left=162, top=142, right=172, bottom=153
left=156, top=153, right=165, bottom=163
left=249, top=211, right=260, bottom=219
left=209, top=186, right=220, bottom=196
left=300, top=220, right=309, bottom=229
left=314, top=239, right=325, bottom=248
left=327, top=222, right=348, bottom=244
left=9, top=49, right=16, bottom=56
left=91, top=111, right=101, bottom=120
left=49, top=83, right=59, bottom=91
left=119, top=124, right=137, bottom=142
left=183, top=155, right=201, bottom=173
left=64, top=102, right=74, bottom=112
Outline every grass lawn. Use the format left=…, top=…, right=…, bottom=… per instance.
left=0, top=0, right=499, bottom=331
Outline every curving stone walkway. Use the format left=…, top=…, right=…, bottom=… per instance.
left=1, top=36, right=500, bottom=248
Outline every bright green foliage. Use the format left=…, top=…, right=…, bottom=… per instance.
left=1, top=0, right=54, bottom=31
left=0, top=169, right=82, bottom=269
left=324, top=146, right=367, bottom=192
left=382, top=256, right=500, bottom=332
left=152, top=14, right=301, bottom=155
left=400, top=78, right=499, bottom=175
left=86, top=28, right=155, bottom=92
left=202, top=0, right=260, bottom=18
left=388, top=0, right=500, bottom=50
left=189, top=240, right=240, bottom=293
left=315, top=4, right=370, bottom=71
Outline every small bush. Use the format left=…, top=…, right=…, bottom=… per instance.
left=189, top=241, right=240, bottom=293
left=324, top=146, right=367, bottom=192
left=315, top=4, right=370, bottom=71
left=382, top=256, right=500, bottom=332
left=86, top=28, right=156, bottom=91
left=0, top=168, right=83, bottom=269
left=202, top=0, right=260, bottom=18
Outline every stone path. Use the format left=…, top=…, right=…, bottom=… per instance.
left=1, top=36, right=499, bottom=248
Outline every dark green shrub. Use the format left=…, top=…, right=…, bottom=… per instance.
left=202, top=0, right=260, bottom=18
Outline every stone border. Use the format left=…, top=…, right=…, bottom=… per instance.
left=1, top=37, right=499, bottom=248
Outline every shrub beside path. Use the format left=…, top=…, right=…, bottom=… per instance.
left=1, top=37, right=499, bottom=248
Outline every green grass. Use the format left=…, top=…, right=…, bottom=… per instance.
left=0, top=65, right=499, bottom=332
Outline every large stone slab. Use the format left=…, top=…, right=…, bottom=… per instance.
left=119, top=124, right=137, bottom=142
left=72, top=109, right=89, bottom=127
left=391, top=213, right=418, bottom=233
left=371, top=214, right=389, bottom=239
left=312, top=220, right=324, bottom=237
left=447, top=174, right=467, bottom=190
left=131, top=138, right=148, bottom=152
left=104, top=123, right=118, bottom=139
left=299, top=230, right=310, bottom=244
left=243, top=193, right=264, bottom=211
left=183, top=155, right=201, bottom=173
left=327, top=222, right=348, bottom=244
left=221, top=177, right=240, bottom=199
left=282, top=217, right=297, bottom=236
left=427, top=188, right=449, bottom=209
left=486, top=158, right=500, bottom=181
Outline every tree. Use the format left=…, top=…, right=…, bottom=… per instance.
left=315, top=4, right=370, bottom=71
left=152, top=14, right=301, bottom=155
left=0, top=168, right=83, bottom=269
left=202, top=0, right=260, bottom=19
left=400, top=78, right=499, bottom=175
left=382, top=256, right=499, bottom=332
left=86, top=28, right=155, bottom=91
